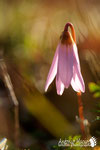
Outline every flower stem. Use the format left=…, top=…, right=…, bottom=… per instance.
left=77, top=92, right=85, bottom=139
left=64, top=22, right=76, bottom=43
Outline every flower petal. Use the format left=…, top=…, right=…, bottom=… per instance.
left=71, top=68, right=85, bottom=92
left=58, top=44, right=73, bottom=88
left=45, top=44, right=59, bottom=92
left=71, top=44, right=85, bottom=92
left=56, top=73, right=64, bottom=95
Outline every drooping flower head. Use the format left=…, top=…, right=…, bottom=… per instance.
left=45, top=22, right=85, bottom=95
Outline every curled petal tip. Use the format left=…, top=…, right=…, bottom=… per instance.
left=81, top=83, right=85, bottom=93
left=57, top=88, right=63, bottom=95
left=57, top=92, right=62, bottom=96
left=81, top=86, right=85, bottom=93
left=56, top=73, right=64, bottom=95
left=44, top=87, right=47, bottom=92
left=44, top=83, right=48, bottom=92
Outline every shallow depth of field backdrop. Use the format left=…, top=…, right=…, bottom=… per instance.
left=0, top=0, right=100, bottom=149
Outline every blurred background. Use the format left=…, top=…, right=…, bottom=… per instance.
left=0, top=0, right=100, bottom=149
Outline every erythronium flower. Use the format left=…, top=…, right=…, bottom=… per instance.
left=45, top=22, right=85, bottom=95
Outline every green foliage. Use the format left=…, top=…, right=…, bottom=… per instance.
left=89, top=82, right=100, bottom=98
left=89, top=82, right=100, bottom=137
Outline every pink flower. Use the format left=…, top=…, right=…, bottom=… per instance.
left=45, top=23, right=85, bottom=95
